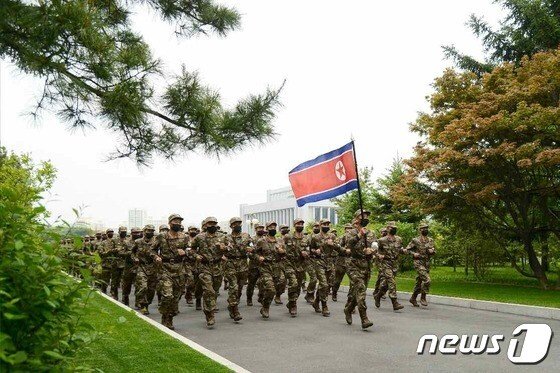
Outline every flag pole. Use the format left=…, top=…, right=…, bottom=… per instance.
left=350, top=138, right=368, bottom=248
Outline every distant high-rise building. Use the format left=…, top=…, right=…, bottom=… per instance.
left=128, top=209, right=147, bottom=229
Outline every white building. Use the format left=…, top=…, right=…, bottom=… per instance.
left=240, top=187, right=338, bottom=234
left=128, top=209, right=147, bottom=229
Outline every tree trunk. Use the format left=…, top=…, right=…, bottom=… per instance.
left=523, top=237, right=548, bottom=289
left=541, top=236, right=549, bottom=272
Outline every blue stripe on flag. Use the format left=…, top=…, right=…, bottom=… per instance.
left=289, top=142, right=353, bottom=174
left=295, top=179, right=358, bottom=207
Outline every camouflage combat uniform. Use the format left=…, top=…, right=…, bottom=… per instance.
left=331, top=224, right=353, bottom=302
left=308, top=219, right=339, bottom=316
left=343, top=219, right=376, bottom=328
left=246, top=224, right=265, bottom=306
left=133, top=227, right=159, bottom=314
left=154, top=218, right=189, bottom=329
left=223, top=217, right=251, bottom=321
left=406, top=222, right=436, bottom=307
left=282, top=221, right=309, bottom=316
left=190, top=217, right=227, bottom=326
left=374, top=222, right=406, bottom=310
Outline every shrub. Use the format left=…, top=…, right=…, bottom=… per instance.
left=0, top=148, right=94, bottom=371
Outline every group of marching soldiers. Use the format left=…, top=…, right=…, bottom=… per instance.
left=76, top=209, right=436, bottom=330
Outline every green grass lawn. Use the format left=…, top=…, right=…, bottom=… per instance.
left=342, top=266, right=560, bottom=308
left=67, top=293, right=231, bottom=373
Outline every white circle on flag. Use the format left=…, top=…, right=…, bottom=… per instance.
left=335, top=161, right=346, bottom=181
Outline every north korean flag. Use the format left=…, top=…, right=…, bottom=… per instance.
left=289, top=142, right=358, bottom=207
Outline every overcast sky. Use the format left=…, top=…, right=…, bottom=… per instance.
left=0, top=0, right=503, bottom=227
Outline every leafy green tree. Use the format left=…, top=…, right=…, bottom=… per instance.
left=333, top=167, right=377, bottom=224
left=396, top=50, right=560, bottom=288
left=444, top=0, right=560, bottom=75
left=0, top=147, right=94, bottom=371
left=0, top=0, right=282, bottom=164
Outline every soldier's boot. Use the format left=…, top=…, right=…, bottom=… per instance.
left=205, top=310, right=215, bottom=327
left=381, top=295, right=387, bottom=300
left=301, top=282, right=306, bottom=291
left=332, top=292, right=337, bottom=302
left=391, top=297, right=404, bottom=311
left=123, top=295, right=129, bottom=306
left=374, top=292, right=382, bottom=308
left=232, top=305, right=243, bottom=322
left=288, top=301, right=297, bottom=317
left=185, top=291, right=193, bottom=306
left=274, top=294, right=283, bottom=305
left=420, top=292, right=428, bottom=307
left=359, top=309, right=373, bottom=329
left=162, top=315, right=175, bottom=330
left=312, top=297, right=321, bottom=313
left=227, top=305, right=235, bottom=319
left=246, top=296, right=253, bottom=307
left=409, top=291, right=420, bottom=307
left=195, top=298, right=202, bottom=311
left=304, top=291, right=314, bottom=304
left=257, top=293, right=263, bottom=305
left=321, top=301, right=330, bottom=317
left=140, top=306, right=149, bottom=315
left=344, top=306, right=353, bottom=325
left=260, top=306, right=270, bottom=319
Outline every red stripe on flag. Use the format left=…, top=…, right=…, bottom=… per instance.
left=289, top=150, right=357, bottom=199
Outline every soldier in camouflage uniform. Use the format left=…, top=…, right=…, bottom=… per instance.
left=247, top=222, right=265, bottom=306
left=406, top=222, right=436, bottom=307
left=304, top=222, right=321, bottom=303
left=133, top=225, right=159, bottom=315
left=253, top=221, right=285, bottom=318
left=154, top=214, right=189, bottom=330
left=223, top=217, right=252, bottom=322
left=308, top=219, right=339, bottom=317
left=91, top=232, right=104, bottom=289
left=184, top=225, right=198, bottom=306
left=156, top=224, right=168, bottom=307
left=331, top=223, right=353, bottom=302
left=374, top=221, right=406, bottom=311
left=121, top=227, right=141, bottom=307
left=99, top=228, right=118, bottom=294
left=372, top=227, right=388, bottom=298
left=110, top=226, right=130, bottom=301
left=272, top=225, right=289, bottom=305
left=343, top=210, right=376, bottom=329
left=98, top=229, right=116, bottom=295
left=282, top=218, right=310, bottom=316
left=190, top=216, right=228, bottom=327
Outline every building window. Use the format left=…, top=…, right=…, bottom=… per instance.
left=314, top=208, right=320, bottom=222
left=330, top=208, right=336, bottom=224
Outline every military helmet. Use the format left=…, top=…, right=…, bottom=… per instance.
left=265, top=221, right=277, bottom=229
left=255, top=222, right=265, bottom=229
left=188, top=225, right=197, bottom=230
left=386, top=221, right=397, bottom=228
left=293, top=218, right=304, bottom=225
left=319, top=218, right=331, bottom=225
left=205, top=216, right=218, bottom=224
left=118, top=226, right=127, bottom=232
left=159, top=224, right=169, bottom=231
left=312, top=222, right=319, bottom=227
left=419, top=221, right=429, bottom=229
left=344, top=223, right=352, bottom=229
left=168, top=213, right=183, bottom=222
left=229, top=217, right=242, bottom=226
left=144, top=224, right=155, bottom=231
left=354, top=209, right=371, bottom=218
left=279, top=224, right=289, bottom=230
left=106, top=228, right=114, bottom=233
left=131, top=227, right=141, bottom=233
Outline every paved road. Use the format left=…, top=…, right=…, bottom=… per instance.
left=132, top=289, right=560, bottom=372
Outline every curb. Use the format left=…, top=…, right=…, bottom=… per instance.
left=96, top=291, right=251, bottom=373
left=338, top=285, right=560, bottom=320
